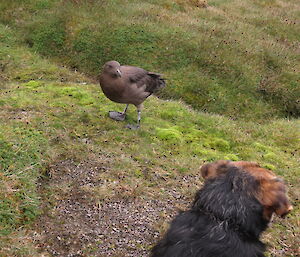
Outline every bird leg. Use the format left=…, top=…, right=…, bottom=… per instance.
left=126, top=105, right=142, bottom=130
left=108, top=104, right=128, bottom=121
left=137, top=110, right=141, bottom=127
left=122, top=104, right=129, bottom=115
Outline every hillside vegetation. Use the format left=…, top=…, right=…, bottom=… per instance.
left=0, top=0, right=299, bottom=256
left=1, top=0, right=299, bottom=120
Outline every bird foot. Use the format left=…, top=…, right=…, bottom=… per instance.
left=125, top=124, right=140, bottom=130
left=108, top=111, right=126, bottom=121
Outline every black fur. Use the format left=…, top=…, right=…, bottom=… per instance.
left=151, top=166, right=269, bottom=257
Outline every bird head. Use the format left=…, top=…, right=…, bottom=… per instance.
left=103, top=61, right=122, bottom=78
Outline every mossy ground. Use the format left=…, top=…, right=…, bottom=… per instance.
left=1, top=0, right=299, bottom=120
left=0, top=3, right=299, bottom=257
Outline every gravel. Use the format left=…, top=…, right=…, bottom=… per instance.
left=33, top=159, right=198, bottom=257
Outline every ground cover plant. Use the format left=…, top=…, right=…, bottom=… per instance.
left=0, top=1, right=299, bottom=256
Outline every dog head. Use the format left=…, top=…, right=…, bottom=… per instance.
left=200, top=160, right=293, bottom=221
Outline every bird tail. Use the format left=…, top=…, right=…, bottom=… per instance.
left=148, top=72, right=166, bottom=92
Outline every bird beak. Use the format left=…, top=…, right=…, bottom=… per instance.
left=116, top=69, right=122, bottom=77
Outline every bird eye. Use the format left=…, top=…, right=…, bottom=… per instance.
left=107, top=65, right=112, bottom=68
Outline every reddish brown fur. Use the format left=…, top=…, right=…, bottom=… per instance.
left=200, top=160, right=293, bottom=221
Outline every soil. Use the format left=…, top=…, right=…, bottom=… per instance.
left=33, top=159, right=200, bottom=257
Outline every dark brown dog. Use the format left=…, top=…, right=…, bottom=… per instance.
left=200, top=160, right=293, bottom=220
left=151, top=160, right=292, bottom=257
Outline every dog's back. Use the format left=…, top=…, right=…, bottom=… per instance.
left=151, top=165, right=289, bottom=257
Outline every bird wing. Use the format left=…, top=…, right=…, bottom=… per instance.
left=121, top=66, right=147, bottom=84
left=121, top=66, right=166, bottom=94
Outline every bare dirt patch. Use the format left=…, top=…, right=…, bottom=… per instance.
left=33, top=159, right=201, bottom=257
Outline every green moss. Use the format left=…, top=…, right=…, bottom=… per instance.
left=79, top=96, right=94, bottom=106
left=57, top=86, right=95, bottom=105
left=263, top=152, right=277, bottom=161
left=263, top=163, right=277, bottom=170
left=190, top=145, right=219, bottom=161
left=253, top=142, right=269, bottom=152
left=203, top=138, right=230, bottom=152
left=156, top=127, right=183, bottom=143
left=224, top=154, right=239, bottom=161
left=22, top=80, right=43, bottom=88
left=190, top=143, right=205, bottom=154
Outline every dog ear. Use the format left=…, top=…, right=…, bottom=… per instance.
left=259, top=178, right=293, bottom=220
left=200, top=160, right=231, bottom=179
left=200, top=163, right=211, bottom=179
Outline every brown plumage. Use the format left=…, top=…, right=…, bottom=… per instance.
left=99, top=60, right=166, bottom=129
